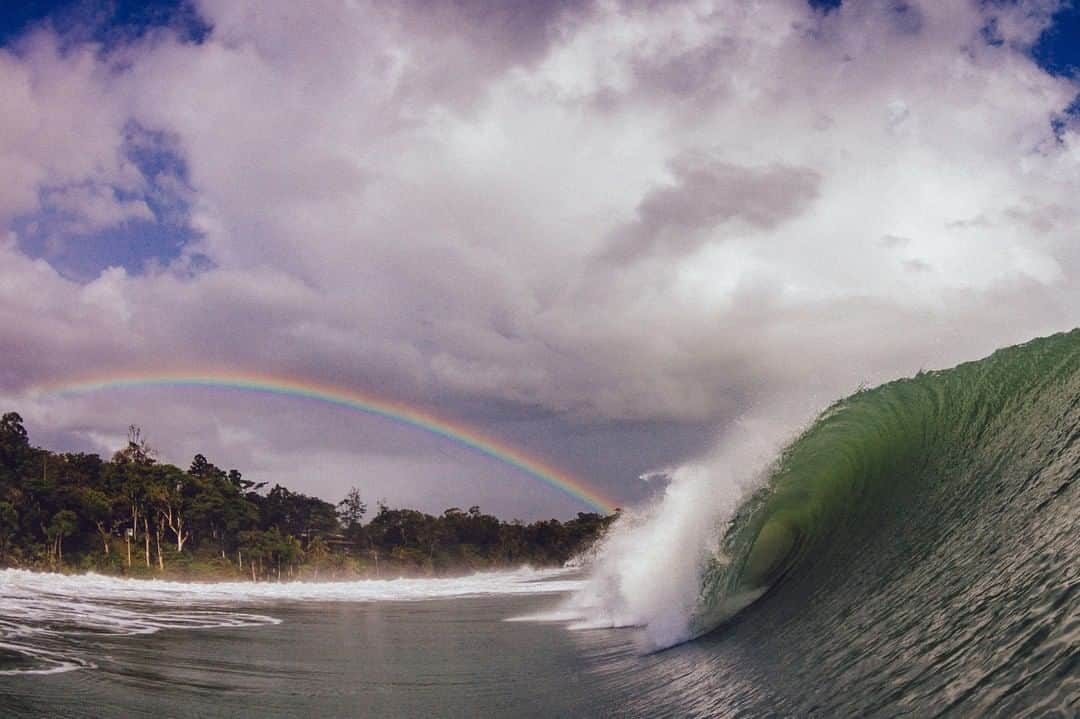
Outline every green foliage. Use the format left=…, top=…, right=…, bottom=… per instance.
left=0, top=412, right=29, bottom=472
left=0, top=413, right=617, bottom=580
left=0, top=500, right=17, bottom=560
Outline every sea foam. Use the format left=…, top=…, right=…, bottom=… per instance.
left=547, top=414, right=791, bottom=650
left=0, top=566, right=582, bottom=675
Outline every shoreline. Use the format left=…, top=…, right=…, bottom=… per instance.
left=0, top=560, right=578, bottom=585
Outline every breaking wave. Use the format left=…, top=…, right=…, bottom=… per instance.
left=565, top=326, right=1079, bottom=711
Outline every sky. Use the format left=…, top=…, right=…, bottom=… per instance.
left=0, top=0, right=1078, bottom=519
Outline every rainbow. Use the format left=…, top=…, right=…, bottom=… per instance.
left=31, top=370, right=618, bottom=514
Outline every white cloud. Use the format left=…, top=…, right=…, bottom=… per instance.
left=0, top=32, right=136, bottom=224
left=43, top=184, right=154, bottom=234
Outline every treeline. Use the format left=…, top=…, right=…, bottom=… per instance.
left=0, top=413, right=617, bottom=580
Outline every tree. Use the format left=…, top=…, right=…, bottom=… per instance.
left=263, top=485, right=337, bottom=539
left=113, top=426, right=156, bottom=567
left=337, top=487, right=367, bottom=527
left=307, top=536, right=329, bottom=580
left=338, top=486, right=367, bottom=553
left=47, top=509, right=78, bottom=564
left=188, top=454, right=261, bottom=558
left=0, top=412, right=27, bottom=443
left=0, top=500, right=17, bottom=562
left=0, top=412, right=29, bottom=480
left=113, top=425, right=156, bottom=467
left=228, top=468, right=265, bottom=493
left=79, top=488, right=115, bottom=557
left=239, top=527, right=303, bottom=581
left=238, top=529, right=270, bottom=581
left=153, top=464, right=191, bottom=553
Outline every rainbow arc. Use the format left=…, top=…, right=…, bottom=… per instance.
left=33, top=370, right=618, bottom=514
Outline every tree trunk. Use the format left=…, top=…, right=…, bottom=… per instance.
left=130, top=505, right=139, bottom=567
left=155, top=525, right=164, bottom=571
left=143, top=516, right=151, bottom=567
left=165, top=506, right=188, bottom=553
left=95, top=522, right=111, bottom=556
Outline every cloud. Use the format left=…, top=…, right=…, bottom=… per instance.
left=0, top=0, right=1078, bottom=517
left=0, top=32, right=134, bottom=224
left=42, top=184, right=154, bottom=234
left=601, top=155, right=821, bottom=262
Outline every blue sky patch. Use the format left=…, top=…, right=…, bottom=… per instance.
left=13, top=123, right=204, bottom=281
left=1034, top=2, right=1080, bottom=77
left=0, top=0, right=210, bottom=49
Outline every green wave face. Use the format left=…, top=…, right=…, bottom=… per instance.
left=692, top=328, right=1080, bottom=638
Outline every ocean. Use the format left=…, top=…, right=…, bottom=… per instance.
left=2, top=330, right=1078, bottom=717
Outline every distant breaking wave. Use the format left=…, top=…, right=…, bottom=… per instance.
left=0, top=568, right=583, bottom=675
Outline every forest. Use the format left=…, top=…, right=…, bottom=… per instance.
left=0, top=412, right=617, bottom=581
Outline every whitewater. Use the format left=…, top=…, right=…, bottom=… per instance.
left=0, top=568, right=583, bottom=675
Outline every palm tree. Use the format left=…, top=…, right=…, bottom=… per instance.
left=48, top=510, right=78, bottom=564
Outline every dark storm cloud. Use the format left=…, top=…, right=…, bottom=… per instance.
left=402, top=0, right=594, bottom=63
left=886, top=1, right=924, bottom=35
left=382, top=0, right=600, bottom=111
left=602, top=156, right=821, bottom=263
left=631, top=38, right=736, bottom=101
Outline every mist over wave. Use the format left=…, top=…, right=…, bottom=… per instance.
left=556, top=416, right=795, bottom=650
